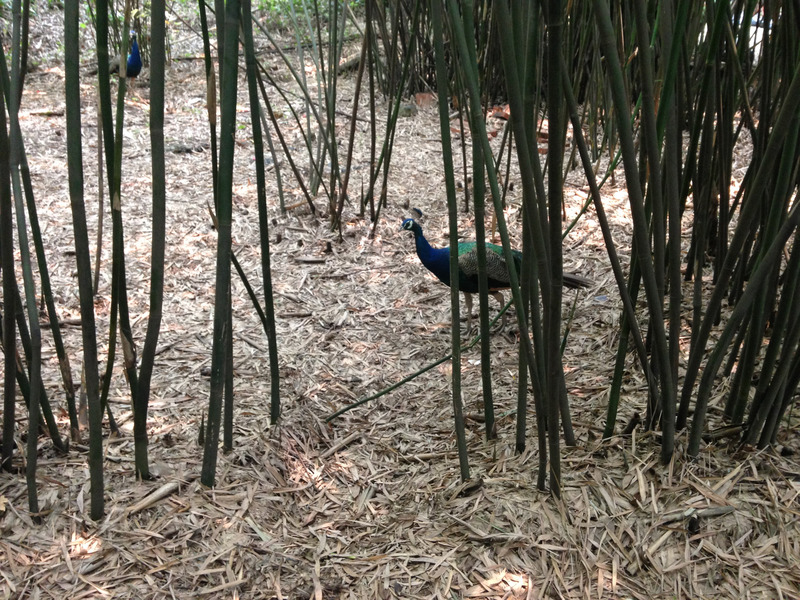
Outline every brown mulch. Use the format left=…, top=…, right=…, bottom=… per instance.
left=1, top=5, right=799, bottom=600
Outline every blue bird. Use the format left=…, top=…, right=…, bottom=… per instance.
left=401, top=217, right=592, bottom=331
left=111, top=30, right=142, bottom=80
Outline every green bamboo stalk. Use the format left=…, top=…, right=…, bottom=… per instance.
left=131, top=0, right=168, bottom=480
left=324, top=0, right=345, bottom=219
left=726, top=124, right=798, bottom=424
left=724, top=195, right=796, bottom=423
left=714, top=66, right=734, bottom=291
left=432, top=0, right=469, bottom=482
left=224, top=308, right=233, bottom=451
left=9, top=0, right=21, bottom=102
left=96, top=4, right=127, bottom=425
left=96, top=0, right=116, bottom=199
left=455, top=95, right=470, bottom=214
left=762, top=341, right=800, bottom=447
left=658, top=0, right=683, bottom=394
left=307, top=0, right=329, bottom=197
left=0, top=53, right=16, bottom=474
left=257, top=105, right=286, bottom=215
left=17, top=0, right=30, bottom=107
left=8, top=89, right=42, bottom=516
left=385, top=0, right=402, bottom=96
left=93, top=96, right=104, bottom=298
left=516, top=219, right=534, bottom=454
left=215, top=0, right=226, bottom=67
left=681, top=60, right=800, bottom=444
left=10, top=0, right=80, bottom=443
left=544, top=0, right=567, bottom=494
left=10, top=286, right=63, bottom=439
left=242, top=0, right=281, bottom=425
left=632, top=0, right=670, bottom=437
left=689, top=201, right=800, bottom=455
left=592, top=0, right=676, bottom=463
left=464, top=1, right=557, bottom=490
left=65, top=0, right=104, bottom=519
left=109, top=1, right=141, bottom=462
left=679, top=61, right=718, bottom=430
left=370, top=1, right=391, bottom=93
left=253, top=6, right=335, bottom=206
left=681, top=0, right=729, bottom=288
left=460, top=0, right=494, bottom=442
left=747, top=234, right=800, bottom=445
left=495, top=1, right=577, bottom=487
left=6, top=0, right=54, bottom=504
left=254, top=66, right=318, bottom=214
left=513, top=3, right=547, bottom=476
left=94, top=0, right=117, bottom=435
left=560, top=53, right=655, bottom=436
left=201, top=0, right=241, bottom=487
left=0, top=46, right=67, bottom=450
left=654, top=0, right=690, bottom=139
left=197, top=0, right=232, bottom=446
left=494, top=3, right=560, bottom=493
left=287, top=0, right=314, bottom=163
left=198, top=0, right=219, bottom=199
left=369, top=0, right=423, bottom=237
left=365, top=0, right=377, bottom=217
left=333, top=25, right=368, bottom=235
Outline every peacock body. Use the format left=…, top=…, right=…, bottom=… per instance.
left=111, top=31, right=142, bottom=79
left=401, top=217, right=591, bottom=330
left=127, top=32, right=142, bottom=78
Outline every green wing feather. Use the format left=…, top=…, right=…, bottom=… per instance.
left=457, top=241, right=520, bottom=283
left=455, top=241, right=476, bottom=257
left=456, top=246, right=479, bottom=277
left=456, top=241, right=521, bottom=259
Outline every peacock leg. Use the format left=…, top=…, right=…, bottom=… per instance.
left=491, top=292, right=506, bottom=331
left=463, top=292, right=473, bottom=333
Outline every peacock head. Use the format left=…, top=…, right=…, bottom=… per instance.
left=129, top=31, right=140, bottom=55
left=401, top=218, right=421, bottom=236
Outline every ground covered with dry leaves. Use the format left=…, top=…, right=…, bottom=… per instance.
left=1, top=6, right=799, bottom=600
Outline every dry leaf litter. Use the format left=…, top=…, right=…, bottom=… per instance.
left=1, top=6, right=799, bottom=600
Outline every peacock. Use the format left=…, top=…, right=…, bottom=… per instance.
left=401, top=217, right=592, bottom=331
left=110, top=30, right=142, bottom=80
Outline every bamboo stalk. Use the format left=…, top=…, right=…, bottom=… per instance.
left=65, top=0, right=104, bottom=519
left=432, top=0, right=469, bottom=482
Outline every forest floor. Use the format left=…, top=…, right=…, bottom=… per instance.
left=1, top=5, right=800, bottom=600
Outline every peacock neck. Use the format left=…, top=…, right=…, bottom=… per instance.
left=414, top=228, right=451, bottom=284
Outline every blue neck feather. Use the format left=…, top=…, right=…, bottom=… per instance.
left=411, top=223, right=452, bottom=286
left=128, top=36, right=142, bottom=77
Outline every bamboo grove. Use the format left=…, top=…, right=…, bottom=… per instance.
left=0, top=0, right=798, bottom=520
